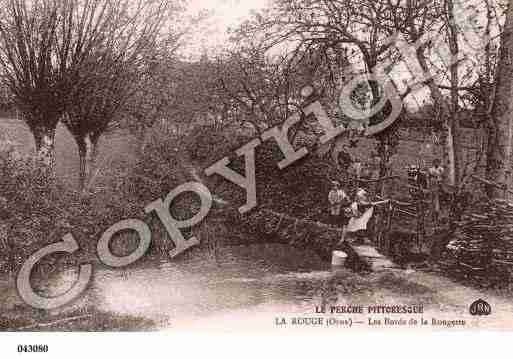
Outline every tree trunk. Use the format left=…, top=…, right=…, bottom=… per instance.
left=415, top=50, right=458, bottom=186
left=486, top=0, right=513, bottom=198
left=367, top=64, right=396, bottom=196
left=445, top=123, right=458, bottom=185
left=84, top=133, right=101, bottom=190
left=75, top=133, right=102, bottom=191
left=76, top=132, right=102, bottom=191
left=77, top=137, right=87, bottom=190
left=447, top=0, right=462, bottom=186
left=31, top=124, right=57, bottom=170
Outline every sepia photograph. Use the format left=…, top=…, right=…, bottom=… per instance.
left=1, top=0, right=513, bottom=354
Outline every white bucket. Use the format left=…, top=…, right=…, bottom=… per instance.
left=331, top=250, right=348, bottom=266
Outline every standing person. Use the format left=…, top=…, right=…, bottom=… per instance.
left=349, top=157, right=363, bottom=188
left=337, top=145, right=352, bottom=173
left=428, top=159, right=444, bottom=224
left=348, top=188, right=373, bottom=225
left=328, top=181, right=350, bottom=227
left=341, top=187, right=376, bottom=244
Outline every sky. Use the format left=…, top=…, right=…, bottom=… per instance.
left=183, top=0, right=268, bottom=58
left=179, top=0, right=493, bottom=111
left=179, top=0, right=429, bottom=109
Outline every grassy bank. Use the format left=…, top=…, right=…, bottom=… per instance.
left=1, top=307, right=156, bottom=331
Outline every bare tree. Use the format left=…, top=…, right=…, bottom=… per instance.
left=57, top=0, right=181, bottom=188
left=214, top=46, right=311, bottom=135
left=231, top=0, right=417, bottom=194
left=0, top=0, right=180, bottom=176
left=65, top=56, right=141, bottom=189
left=0, top=0, right=64, bottom=167
left=435, top=0, right=503, bottom=189
left=121, top=50, right=219, bottom=156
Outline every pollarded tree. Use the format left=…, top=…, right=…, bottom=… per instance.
left=64, top=56, right=141, bottom=189
left=0, top=0, right=178, bottom=174
left=0, top=0, right=64, bottom=167
left=60, top=0, right=183, bottom=189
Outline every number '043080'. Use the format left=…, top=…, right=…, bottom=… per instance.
left=17, top=344, right=48, bottom=353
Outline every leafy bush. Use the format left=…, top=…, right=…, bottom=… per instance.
left=0, top=150, right=151, bottom=273
left=185, top=124, right=335, bottom=222
left=0, top=120, right=340, bottom=274
left=0, top=156, right=86, bottom=272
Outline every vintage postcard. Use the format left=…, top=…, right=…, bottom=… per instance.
left=1, top=0, right=513, bottom=355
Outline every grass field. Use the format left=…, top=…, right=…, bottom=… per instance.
left=0, top=118, right=138, bottom=190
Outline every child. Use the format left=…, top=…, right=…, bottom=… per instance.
left=328, top=181, right=350, bottom=227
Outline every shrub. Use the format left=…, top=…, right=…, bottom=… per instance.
left=0, top=149, right=148, bottom=273
left=0, top=119, right=339, bottom=274
left=184, top=124, right=335, bottom=222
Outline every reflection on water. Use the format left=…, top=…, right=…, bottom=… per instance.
left=50, top=244, right=341, bottom=328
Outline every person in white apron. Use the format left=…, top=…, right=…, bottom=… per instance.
left=336, top=187, right=391, bottom=247
left=347, top=188, right=373, bottom=229
left=338, top=188, right=378, bottom=243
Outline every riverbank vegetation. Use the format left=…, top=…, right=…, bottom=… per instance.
left=2, top=0, right=513, bottom=302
